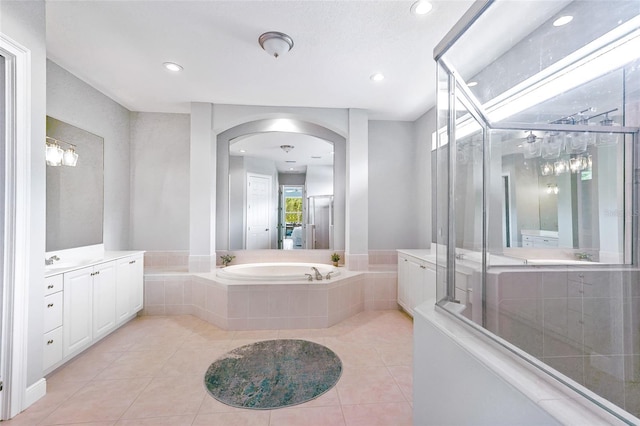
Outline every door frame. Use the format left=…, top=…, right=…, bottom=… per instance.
left=0, top=32, right=32, bottom=419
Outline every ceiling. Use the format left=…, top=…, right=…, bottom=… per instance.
left=45, top=0, right=474, bottom=121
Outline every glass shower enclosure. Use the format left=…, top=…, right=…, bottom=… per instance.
left=435, top=0, right=640, bottom=421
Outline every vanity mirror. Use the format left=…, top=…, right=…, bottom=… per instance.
left=46, top=116, right=104, bottom=252
left=216, top=118, right=346, bottom=251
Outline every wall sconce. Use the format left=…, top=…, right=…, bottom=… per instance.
left=546, top=184, right=559, bottom=195
left=46, top=137, right=78, bottom=167
left=554, top=159, right=569, bottom=175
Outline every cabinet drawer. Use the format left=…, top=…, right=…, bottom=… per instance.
left=43, top=326, right=63, bottom=371
left=45, top=274, right=63, bottom=296
left=44, top=292, right=63, bottom=332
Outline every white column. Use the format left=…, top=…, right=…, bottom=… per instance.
left=189, top=102, right=216, bottom=272
left=346, top=109, right=368, bottom=270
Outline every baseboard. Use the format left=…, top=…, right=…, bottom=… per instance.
left=24, top=378, right=46, bottom=409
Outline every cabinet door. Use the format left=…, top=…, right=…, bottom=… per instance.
left=397, top=255, right=409, bottom=310
left=130, top=255, right=144, bottom=313
left=420, top=264, right=437, bottom=306
left=406, top=259, right=424, bottom=315
left=116, top=258, right=132, bottom=325
left=116, top=255, right=144, bottom=326
left=92, top=261, right=117, bottom=340
left=63, top=267, right=93, bottom=357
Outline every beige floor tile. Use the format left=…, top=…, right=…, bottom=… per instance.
left=121, top=375, right=205, bottom=419
left=387, top=365, right=412, bottom=403
left=115, top=415, right=195, bottom=425
left=270, top=405, right=345, bottom=426
left=336, top=366, right=405, bottom=405
left=40, top=378, right=151, bottom=425
left=342, top=401, right=412, bottom=426
left=199, top=393, right=248, bottom=414
left=375, top=343, right=412, bottom=367
left=323, top=340, right=385, bottom=368
left=286, top=388, right=341, bottom=409
left=51, top=351, right=124, bottom=382
left=93, top=350, right=176, bottom=380
left=181, top=328, right=235, bottom=349
left=160, top=347, right=229, bottom=377
left=192, top=411, right=271, bottom=426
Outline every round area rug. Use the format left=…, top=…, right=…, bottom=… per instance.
left=204, top=339, right=342, bottom=410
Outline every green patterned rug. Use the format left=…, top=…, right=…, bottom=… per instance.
left=204, top=339, right=342, bottom=409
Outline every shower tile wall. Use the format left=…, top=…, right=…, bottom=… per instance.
left=486, top=269, right=639, bottom=416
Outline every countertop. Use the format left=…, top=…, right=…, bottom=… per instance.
left=45, top=250, right=145, bottom=277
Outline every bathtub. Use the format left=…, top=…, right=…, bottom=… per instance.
left=216, top=262, right=339, bottom=281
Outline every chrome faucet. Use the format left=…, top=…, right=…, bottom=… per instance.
left=325, top=271, right=335, bottom=280
left=311, top=267, right=323, bottom=280
left=575, top=252, right=593, bottom=261
left=45, top=255, right=60, bottom=266
left=305, top=273, right=313, bottom=282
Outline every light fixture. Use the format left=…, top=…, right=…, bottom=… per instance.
left=280, top=144, right=294, bottom=153
left=163, top=62, right=183, bottom=72
left=370, top=72, right=385, bottom=82
left=554, top=159, right=569, bottom=175
left=540, top=162, right=554, bottom=176
left=46, top=136, right=78, bottom=167
left=553, top=15, right=573, bottom=27
left=410, top=0, right=433, bottom=16
left=239, top=149, right=246, bottom=153
left=598, top=113, right=618, bottom=145
left=467, top=81, right=478, bottom=87
left=258, top=32, right=294, bottom=58
left=546, top=184, right=559, bottom=194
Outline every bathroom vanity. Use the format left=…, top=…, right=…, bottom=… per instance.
left=43, top=251, right=144, bottom=374
left=397, top=250, right=436, bottom=317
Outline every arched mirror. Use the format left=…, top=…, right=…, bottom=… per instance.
left=216, top=118, right=346, bottom=251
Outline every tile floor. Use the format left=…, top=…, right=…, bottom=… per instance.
left=6, top=310, right=413, bottom=426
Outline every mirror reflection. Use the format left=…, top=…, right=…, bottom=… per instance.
left=228, top=132, right=334, bottom=250
left=46, top=116, right=104, bottom=252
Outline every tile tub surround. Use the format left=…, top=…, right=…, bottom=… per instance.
left=144, top=270, right=401, bottom=330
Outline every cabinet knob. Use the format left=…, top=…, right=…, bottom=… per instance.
left=129, top=260, right=136, bottom=264
left=47, top=340, right=54, bottom=345
left=47, top=284, right=54, bottom=289
left=420, top=265, right=426, bottom=269
left=47, top=303, right=54, bottom=308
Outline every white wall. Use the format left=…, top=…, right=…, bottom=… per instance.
left=47, top=60, right=131, bottom=250
left=129, top=112, right=190, bottom=250
left=1, top=0, right=47, bottom=389
left=368, top=120, right=418, bottom=250
left=306, top=165, right=333, bottom=197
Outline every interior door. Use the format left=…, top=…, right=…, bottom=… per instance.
left=246, top=173, right=272, bottom=249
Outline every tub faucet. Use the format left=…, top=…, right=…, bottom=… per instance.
left=45, top=255, right=60, bottom=266
left=305, top=273, right=313, bottom=282
left=311, top=267, right=323, bottom=280
left=326, top=271, right=335, bottom=280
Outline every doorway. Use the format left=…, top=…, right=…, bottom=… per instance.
left=246, top=173, right=272, bottom=249
left=279, top=185, right=304, bottom=250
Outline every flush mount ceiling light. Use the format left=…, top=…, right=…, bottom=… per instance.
left=280, top=144, right=295, bottom=153
left=410, top=0, right=433, bottom=16
left=259, top=32, right=294, bottom=58
left=163, top=62, right=183, bottom=72
left=553, top=15, right=573, bottom=27
left=370, top=72, right=385, bottom=82
left=467, top=81, right=478, bottom=87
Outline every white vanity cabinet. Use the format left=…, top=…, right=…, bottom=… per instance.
left=43, top=275, right=64, bottom=371
left=397, top=251, right=437, bottom=317
left=116, top=254, right=144, bottom=325
left=44, top=251, right=144, bottom=373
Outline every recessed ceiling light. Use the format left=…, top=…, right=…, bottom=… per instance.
left=370, top=73, right=385, bottom=82
left=289, top=168, right=294, bottom=171
left=410, top=0, right=433, bottom=16
left=239, top=149, right=246, bottom=153
left=553, top=15, right=573, bottom=27
left=163, top=62, right=183, bottom=72
left=311, top=156, right=322, bottom=159
left=467, top=81, right=478, bottom=87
